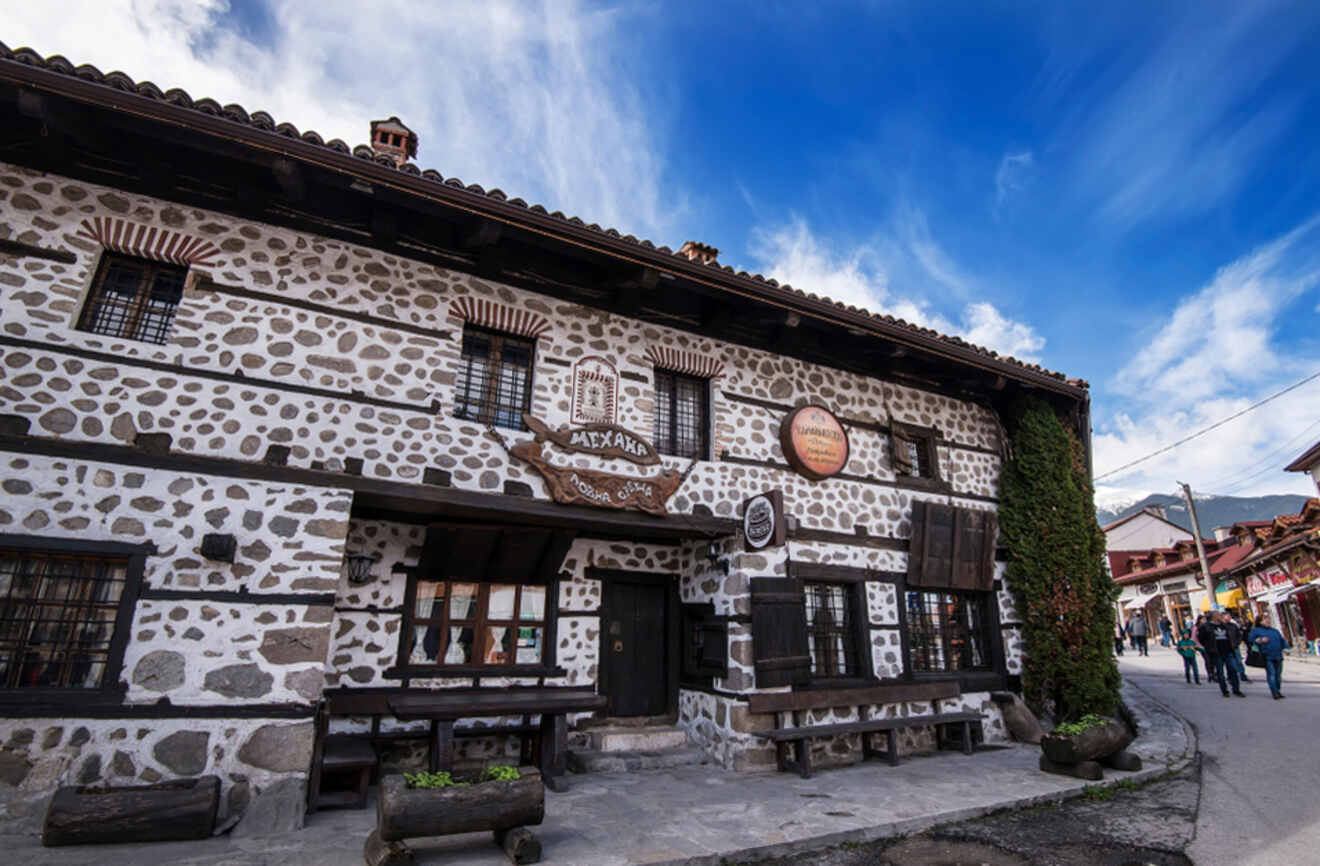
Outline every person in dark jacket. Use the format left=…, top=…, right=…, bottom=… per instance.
left=1221, top=615, right=1251, bottom=683
left=1198, top=611, right=1245, bottom=697
left=1129, top=612, right=1149, bottom=656
left=1249, top=612, right=1290, bottom=699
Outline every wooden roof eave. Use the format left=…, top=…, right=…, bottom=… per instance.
left=0, top=57, right=1086, bottom=402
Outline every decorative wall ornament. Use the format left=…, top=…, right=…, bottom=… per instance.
left=448, top=297, right=551, bottom=340
left=77, top=218, right=221, bottom=267
left=643, top=346, right=725, bottom=379
left=504, top=414, right=682, bottom=516
left=779, top=405, right=850, bottom=481
left=570, top=355, right=618, bottom=426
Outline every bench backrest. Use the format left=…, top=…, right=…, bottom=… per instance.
left=747, top=681, right=960, bottom=716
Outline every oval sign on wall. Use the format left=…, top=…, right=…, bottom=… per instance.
left=779, top=405, right=850, bottom=481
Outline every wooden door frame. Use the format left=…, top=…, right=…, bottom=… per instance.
left=587, top=568, right=681, bottom=718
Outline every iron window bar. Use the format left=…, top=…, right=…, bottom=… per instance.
left=77, top=253, right=187, bottom=345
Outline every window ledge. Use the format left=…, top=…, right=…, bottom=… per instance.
left=893, top=476, right=951, bottom=493
left=384, top=665, right=567, bottom=680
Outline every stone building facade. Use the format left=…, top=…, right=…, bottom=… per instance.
left=0, top=44, right=1089, bottom=834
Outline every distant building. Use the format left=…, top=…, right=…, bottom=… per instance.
left=1102, top=505, right=1193, bottom=552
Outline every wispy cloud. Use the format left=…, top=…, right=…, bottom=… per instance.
left=993, top=150, right=1034, bottom=215
left=1058, top=0, right=1309, bottom=230
left=1094, top=215, right=1320, bottom=502
left=5, top=0, right=675, bottom=240
left=1113, top=214, right=1320, bottom=404
left=748, top=216, right=1046, bottom=363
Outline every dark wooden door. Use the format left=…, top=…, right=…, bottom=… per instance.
left=603, top=579, right=668, bottom=717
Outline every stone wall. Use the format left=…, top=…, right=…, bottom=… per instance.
left=1, top=159, right=1026, bottom=790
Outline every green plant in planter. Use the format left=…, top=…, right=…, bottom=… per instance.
left=403, top=771, right=468, bottom=789
left=1051, top=714, right=1107, bottom=737
left=484, top=765, right=521, bottom=782
left=999, top=397, right=1120, bottom=722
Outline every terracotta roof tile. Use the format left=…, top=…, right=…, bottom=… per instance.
left=0, top=41, right=1079, bottom=385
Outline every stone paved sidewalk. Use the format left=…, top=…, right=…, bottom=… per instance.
left=2, top=681, right=1192, bottom=866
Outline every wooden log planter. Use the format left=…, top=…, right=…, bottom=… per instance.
left=365, top=766, right=545, bottom=866
left=42, top=775, right=220, bottom=847
left=1038, top=717, right=1141, bottom=781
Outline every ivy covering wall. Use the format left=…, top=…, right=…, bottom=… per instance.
left=999, top=397, right=1120, bottom=721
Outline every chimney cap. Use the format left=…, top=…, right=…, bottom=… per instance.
left=678, top=240, right=719, bottom=266
left=369, top=116, right=418, bottom=162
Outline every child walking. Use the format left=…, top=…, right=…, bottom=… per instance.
left=1177, top=629, right=1200, bottom=684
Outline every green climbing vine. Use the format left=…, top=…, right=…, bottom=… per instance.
left=998, top=397, right=1120, bottom=721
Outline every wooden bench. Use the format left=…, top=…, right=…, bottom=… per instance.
left=308, top=686, right=606, bottom=809
left=749, top=682, right=987, bottom=778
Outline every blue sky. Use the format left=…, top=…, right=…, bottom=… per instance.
left=8, top=0, right=1320, bottom=507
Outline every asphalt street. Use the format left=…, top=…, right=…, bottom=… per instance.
left=1119, top=647, right=1320, bottom=865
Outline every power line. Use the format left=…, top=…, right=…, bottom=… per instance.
left=1197, top=416, right=1320, bottom=494
left=1094, top=368, right=1320, bottom=482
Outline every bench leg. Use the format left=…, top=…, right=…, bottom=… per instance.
left=861, top=731, right=875, bottom=763
left=961, top=721, right=973, bottom=755
left=794, top=738, right=812, bottom=779
left=886, top=729, right=899, bottom=766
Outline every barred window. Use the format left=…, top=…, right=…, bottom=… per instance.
left=406, top=580, right=547, bottom=668
left=804, top=581, right=858, bottom=678
left=77, top=253, right=187, bottom=345
left=905, top=590, right=993, bottom=674
left=653, top=370, right=709, bottom=459
left=0, top=548, right=136, bottom=690
left=453, top=327, right=535, bottom=430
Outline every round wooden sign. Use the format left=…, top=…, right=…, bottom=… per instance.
left=779, top=405, right=849, bottom=481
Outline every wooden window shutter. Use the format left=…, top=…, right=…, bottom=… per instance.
left=750, top=578, right=811, bottom=687
left=891, top=425, right=914, bottom=475
left=953, top=508, right=983, bottom=590
left=907, top=500, right=952, bottom=587
left=696, top=621, right=729, bottom=677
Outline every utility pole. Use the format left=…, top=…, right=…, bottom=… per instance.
left=1178, top=481, right=1217, bottom=608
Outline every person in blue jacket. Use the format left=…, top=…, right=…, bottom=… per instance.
left=1248, top=611, right=1290, bottom=699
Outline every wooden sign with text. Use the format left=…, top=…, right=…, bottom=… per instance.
left=779, top=405, right=850, bottom=481
left=511, top=415, right=679, bottom=516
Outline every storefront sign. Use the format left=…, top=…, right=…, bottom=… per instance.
left=779, top=405, right=850, bottom=481
left=525, top=414, right=659, bottom=465
left=1289, top=550, right=1319, bottom=585
left=511, top=415, right=678, bottom=515
left=743, top=490, right=786, bottom=551
left=1246, top=574, right=1267, bottom=596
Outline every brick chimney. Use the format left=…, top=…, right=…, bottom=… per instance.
left=369, top=116, right=418, bottom=167
left=678, top=241, right=719, bottom=266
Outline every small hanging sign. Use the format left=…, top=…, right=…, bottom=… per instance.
left=743, top=490, right=786, bottom=551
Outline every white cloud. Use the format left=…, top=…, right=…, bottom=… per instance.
left=747, top=216, right=1046, bottom=363
left=1113, top=214, right=1320, bottom=404
left=4, top=0, right=675, bottom=240
left=1093, top=215, right=1320, bottom=499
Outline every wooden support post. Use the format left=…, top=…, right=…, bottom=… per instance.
left=886, top=729, right=899, bottom=766
left=494, top=826, right=542, bottom=864
left=428, top=720, right=454, bottom=773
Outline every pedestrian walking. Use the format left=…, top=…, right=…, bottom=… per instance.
left=1226, top=615, right=1251, bottom=683
left=1176, top=629, right=1200, bottom=684
left=1198, top=611, right=1245, bottom=698
left=1113, top=621, right=1125, bottom=656
left=1159, top=615, right=1173, bottom=647
left=1249, top=612, right=1290, bottom=699
left=1129, top=612, right=1149, bottom=656
left=1193, top=614, right=1213, bottom=679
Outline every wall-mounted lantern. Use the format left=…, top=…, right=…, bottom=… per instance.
left=345, top=551, right=381, bottom=586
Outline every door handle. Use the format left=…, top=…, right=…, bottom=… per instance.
left=613, top=639, right=624, bottom=653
